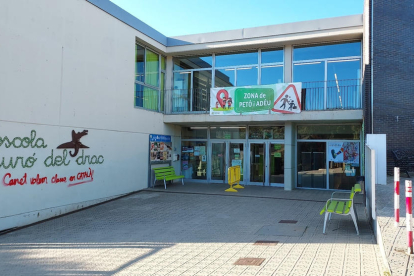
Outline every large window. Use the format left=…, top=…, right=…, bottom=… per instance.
left=172, top=48, right=284, bottom=113
left=173, top=55, right=212, bottom=112
left=293, top=42, right=361, bottom=111
left=135, top=44, right=165, bottom=112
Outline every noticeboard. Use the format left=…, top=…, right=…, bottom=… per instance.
left=149, top=134, right=172, bottom=163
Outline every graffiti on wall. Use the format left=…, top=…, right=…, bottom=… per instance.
left=0, top=130, right=104, bottom=188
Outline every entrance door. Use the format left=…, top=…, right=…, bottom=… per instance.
left=210, top=141, right=245, bottom=183
left=249, top=142, right=284, bottom=186
left=269, top=143, right=284, bottom=186
left=211, top=143, right=226, bottom=181
left=229, top=143, right=244, bottom=181
left=250, top=143, right=266, bottom=184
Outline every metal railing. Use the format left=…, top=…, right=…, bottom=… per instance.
left=301, top=79, right=361, bottom=111
left=163, top=79, right=361, bottom=114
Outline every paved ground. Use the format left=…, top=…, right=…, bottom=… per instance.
left=377, top=176, right=414, bottom=276
left=0, top=183, right=388, bottom=276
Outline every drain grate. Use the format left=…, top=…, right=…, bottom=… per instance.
left=279, top=220, right=297, bottom=224
left=234, top=258, right=265, bottom=266
left=254, top=240, right=279, bottom=246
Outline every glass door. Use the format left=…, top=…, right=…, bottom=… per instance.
left=211, top=143, right=226, bottom=181
left=210, top=141, right=245, bottom=183
left=297, top=142, right=327, bottom=189
left=269, top=143, right=284, bottom=186
left=230, top=143, right=244, bottom=181
left=250, top=143, right=265, bottom=184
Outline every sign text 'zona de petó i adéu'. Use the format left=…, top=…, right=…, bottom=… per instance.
left=210, top=83, right=302, bottom=116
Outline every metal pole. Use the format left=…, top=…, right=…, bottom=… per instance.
left=395, top=167, right=400, bottom=227
left=406, top=180, right=413, bottom=255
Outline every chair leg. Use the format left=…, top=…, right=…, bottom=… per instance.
left=181, top=178, right=184, bottom=185
left=164, top=179, right=167, bottom=190
left=323, top=212, right=329, bottom=234
left=350, top=208, right=359, bottom=235
left=329, top=213, right=332, bottom=221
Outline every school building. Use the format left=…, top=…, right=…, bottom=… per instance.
left=0, top=0, right=410, bottom=231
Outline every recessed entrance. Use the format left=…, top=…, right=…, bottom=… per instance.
left=249, top=142, right=284, bottom=186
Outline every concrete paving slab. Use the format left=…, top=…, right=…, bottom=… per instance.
left=0, top=183, right=388, bottom=275
left=255, top=224, right=307, bottom=237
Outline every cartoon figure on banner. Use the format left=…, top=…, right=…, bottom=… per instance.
left=280, top=95, right=290, bottom=110
left=288, top=100, right=297, bottom=111
left=212, top=89, right=234, bottom=111
left=227, top=97, right=233, bottom=109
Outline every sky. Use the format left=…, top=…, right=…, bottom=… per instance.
left=110, top=0, right=364, bottom=37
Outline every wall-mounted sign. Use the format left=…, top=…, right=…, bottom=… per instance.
left=149, top=134, right=172, bottom=162
left=210, top=83, right=302, bottom=116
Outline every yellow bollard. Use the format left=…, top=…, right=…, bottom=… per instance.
left=233, top=166, right=244, bottom=189
left=226, top=166, right=243, bottom=192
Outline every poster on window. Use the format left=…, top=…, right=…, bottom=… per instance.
left=343, top=142, right=360, bottom=165
left=210, top=83, right=302, bottom=115
left=328, top=142, right=344, bottom=163
left=328, top=142, right=360, bottom=165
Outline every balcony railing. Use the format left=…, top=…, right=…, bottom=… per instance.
left=163, top=79, right=361, bottom=114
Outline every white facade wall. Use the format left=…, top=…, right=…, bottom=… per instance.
left=0, top=0, right=177, bottom=231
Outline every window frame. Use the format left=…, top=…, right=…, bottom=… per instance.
left=135, top=43, right=166, bottom=112
left=292, top=41, right=362, bottom=110
left=172, top=48, right=284, bottom=113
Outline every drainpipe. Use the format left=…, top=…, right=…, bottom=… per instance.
left=371, top=0, right=374, bottom=134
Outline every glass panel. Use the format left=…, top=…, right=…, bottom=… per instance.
left=135, top=83, right=143, bottom=107
left=145, top=49, right=159, bottom=87
left=216, top=51, right=258, bottom=67
left=215, top=69, right=235, bottom=87
left=297, top=142, right=326, bottom=188
left=249, top=126, right=284, bottom=139
left=181, top=127, right=208, bottom=139
left=212, top=143, right=226, bottom=181
left=174, top=55, right=213, bottom=70
left=193, top=70, right=212, bottom=112
left=261, top=65, right=283, bottom=85
left=181, top=141, right=207, bottom=180
left=297, top=125, right=361, bottom=140
left=269, top=144, right=284, bottom=184
left=329, top=142, right=360, bottom=190
left=160, top=72, right=165, bottom=112
left=135, top=84, right=158, bottom=111
left=261, top=49, right=283, bottom=63
left=293, top=62, right=325, bottom=111
left=173, top=72, right=191, bottom=112
left=135, top=44, right=145, bottom=83
left=230, top=143, right=244, bottom=181
left=250, top=143, right=265, bottom=183
left=161, top=56, right=166, bottom=71
left=236, top=67, right=258, bottom=86
left=210, top=127, right=246, bottom=139
left=327, top=60, right=361, bottom=109
left=293, top=42, right=361, bottom=61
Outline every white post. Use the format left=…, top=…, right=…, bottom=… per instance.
left=395, top=167, right=400, bottom=227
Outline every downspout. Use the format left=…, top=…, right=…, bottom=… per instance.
left=371, top=0, right=374, bottom=134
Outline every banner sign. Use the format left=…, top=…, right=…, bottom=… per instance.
left=210, top=83, right=302, bottom=115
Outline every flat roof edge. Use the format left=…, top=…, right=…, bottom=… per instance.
left=168, top=15, right=363, bottom=47
left=85, top=0, right=168, bottom=46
